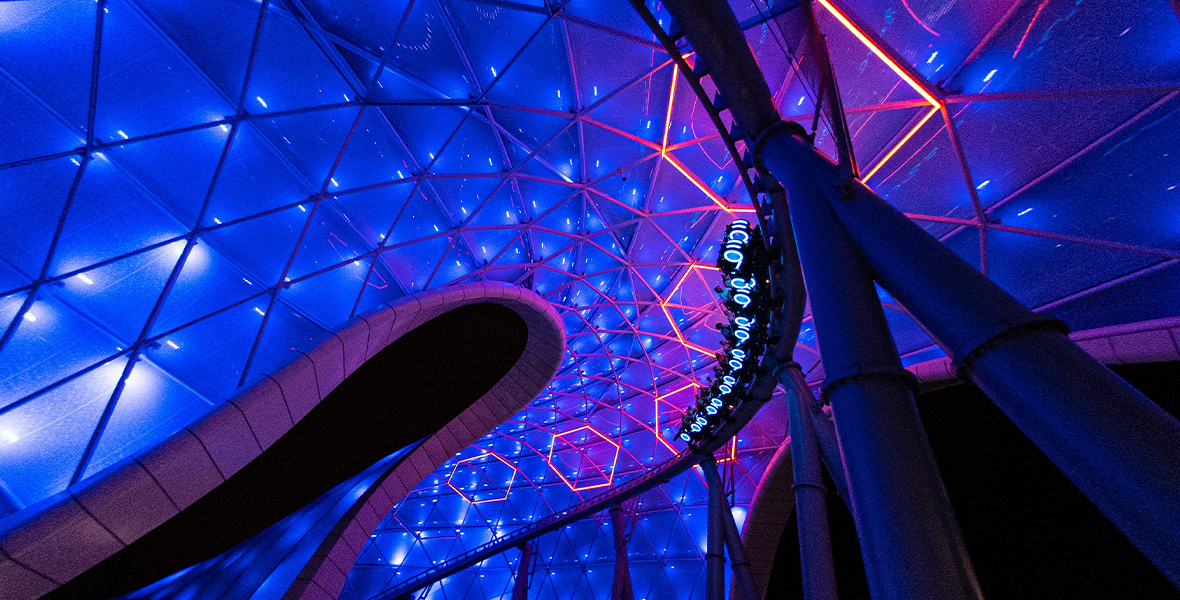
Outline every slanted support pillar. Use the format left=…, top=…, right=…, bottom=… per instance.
left=609, top=501, right=635, bottom=600
left=755, top=122, right=982, bottom=600
left=701, top=458, right=760, bottom=600
left=776, top=362, right=839, bottom=600
left=757, top=122, right=1180, bottom=587
left=511, top=542, right=533, bottom=600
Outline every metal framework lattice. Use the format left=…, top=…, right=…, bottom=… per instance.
left=0, top=0, right=1177, bottom=599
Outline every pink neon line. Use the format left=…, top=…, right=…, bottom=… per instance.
left=1014, top=0, right=1050, bottom=59
left=900, top=0, right=941, bottom=36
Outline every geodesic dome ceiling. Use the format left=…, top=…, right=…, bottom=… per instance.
left=1, top=0, right=1178, bottom=598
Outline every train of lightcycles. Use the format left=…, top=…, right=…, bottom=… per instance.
left=674, top=219, right=776, bottom=448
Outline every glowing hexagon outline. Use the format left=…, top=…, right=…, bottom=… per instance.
left=546, top=425, right=621, bottom=492
left=445, top=451, right=519, bottom=505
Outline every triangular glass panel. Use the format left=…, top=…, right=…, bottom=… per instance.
left=51, top=154, right=188, bottom=277
left=445, top=0, right=549, bottom=93
left=105, top=125, right=228, bottom=225
left=95, top=0, right=233, bottom=142
left=487, top=106, right=576, bottom=165
left=954, top=93, right=1168, bottom=211
left=149, top=296, right=270, bottom=400
left=534, top=125, right=581, bottom=184
left=567, top=19, right=666, bottom=107
left=664, top=140, right=738, bottom=199
left=646, top=154, right=727, bottom=213
left=945, top=0, right=1180, bottom=95
left=428, top=176, right=505, bottom=227
left=533, top=195, right=583, bottom=238
left=330, top=182, right=417, bottom=247
left=515, top=177, right=580, bottom=219
left=483, top=238, right=531, bottom=283
left=134, top=0, right=260, bottom=102
left=0, top=157, right=79, bottom=278
left=582, top=121, right=659, bottom=183
left=463, top=182, right=522, bottom=228
left=0, top=76, right=84, bottom=166
left=849, top=105, right=931, bottom=176
left=814, top=7, right=926, bottom=111
left=247, top=5, right=358, bottom=112
left=870, top=123, right=978, bottom=223
left=584, top=61, right=674, bottom=147
left=384, top=0, right=479, bottom=100
left=0, top=357, right=125, bottom=506
left=288, top=210, right=370, bottom=280
left=55, top=240, right=181, bottom=342
left=81, top=358, right=211, bottom=477
left=332, top=107, right=417, bottom=191
left=301, top=0, right=410, bottom=56
left=334, top=43, right=383, bottom=92
left=0, top=0, right=96, bottom=132
left=380, top=104, right=469, bottom=172
left=153, top=240, right=267, bottom=336
left=428, top=113, right=506, bottom=175
left=387, top=187, right=452, bottom=245
left=249, top=106, right=361, bottom=190
left=201, top=203, right=308, bottom=285
left=0, top=292, right=123, bottom=406
left=484, top=19, right=573, bottom=111
left=650, top=211, right=715, bottom=255
left=0, top=264, right=30, bottom=302
left=353, top=261, right=404, bottom=316
left=986, top=230, right=1157, bottom=309
left=380, top=235, right=453, bottom=293
left=281, top=257, right=369, bottom=327
left=430, top=242, right=479, bottom=287
left=590, top=156, right=658, bottom=214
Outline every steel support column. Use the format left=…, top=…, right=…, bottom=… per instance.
left=756, top=123, right=982, bottom=600
left=609, top=502, right=635, bottom=600
left=702, top=459, right=760, bottom=600
left=776, top=362, right=839, bottom=600
left=511, top=543, right=533, bottom=600
left=808, top=401, right=849, bottom=508
left=766, top=187, right=850, bottom=510
left=760, top=127, right=1180, bottom=586
left=704, top=458, right=729, bottom=600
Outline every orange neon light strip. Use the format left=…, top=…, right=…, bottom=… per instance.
left=814, top=0, right=939, bottom=107
left=662, top=64, right=679, bottom=151
left=814, top=0, right=945, bottom=182
left=861, top=104, right=940, bottom=181
left=547, top=425, right=621, bottom=491
left=654, top=383, right=698, bottom=454
left=664, top=152, right=757, bottom=213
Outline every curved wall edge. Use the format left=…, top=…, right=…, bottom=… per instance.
left=734, top=437, right=795, bottom=600
left=0, top=281, right=565, bottom=600
left=281, top=283, right=564, bottom=600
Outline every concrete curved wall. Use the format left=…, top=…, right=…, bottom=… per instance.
left=0, top=281, right=564, bottom=600
left=736, top=438, right=795, bottom=600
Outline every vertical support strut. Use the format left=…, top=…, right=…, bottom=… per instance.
left=511, top=543, right=533, bottom=600
left=765, top=187, right=850, bottom=511
left=777, top=362, right=839, bottom=600
left=757, top=123, right=983, bottom=600
left=808, top=400, right=850, bottom=509
left=766, top=186, right=841, bottom=600
left=609, top=501, right=635, bottom=600
left=702, top=459, right=760, bottom=600
left=704, top=458, right=729, bottom=600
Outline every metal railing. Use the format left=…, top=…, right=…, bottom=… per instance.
left=369, top=452, right=699, bottom=600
